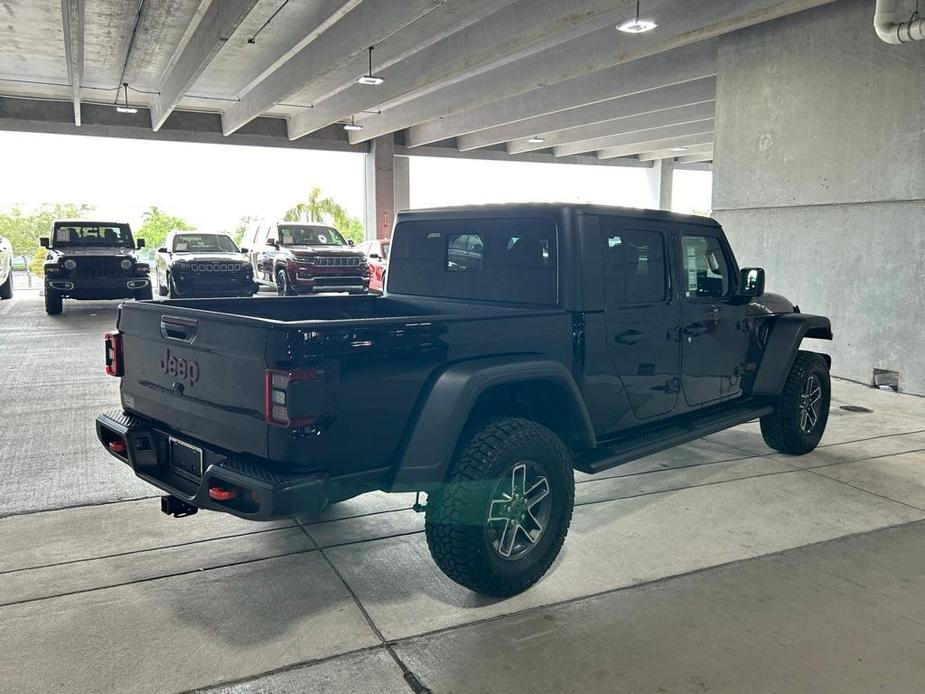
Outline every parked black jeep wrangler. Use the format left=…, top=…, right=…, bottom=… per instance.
left=41, top=221, right=151, bottom=314
left=97, top=204, right=832, bottom=596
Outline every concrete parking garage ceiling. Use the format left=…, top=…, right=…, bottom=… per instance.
left=0, top=0, right=838, bottom=164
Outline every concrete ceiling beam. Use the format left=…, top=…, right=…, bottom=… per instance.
left=556, top=119, right=715, bottom=157
left=638, top=144, right=714, bottom=161
left=151, top=0, right=260, bottom=131
left=60, top=0, right=84, bottom=126
left=595, top=133, right=715, bottom=160
left=287, top=0, right=639, bottom=140
left=452, top=77, right=716, bottom=152
left=352, top=0, right=836, bottom=144
left=675, top=152, right=714, bottom=164
left=221, top=0, right=444, bottom=136
left=506, top=100, right=715, bottom=155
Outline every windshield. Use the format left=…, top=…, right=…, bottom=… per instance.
left=278, top=225, right=346, bottom=247
left=172, top=234, right=238, bottom=253
left=53, top=224, right=133, bottom=248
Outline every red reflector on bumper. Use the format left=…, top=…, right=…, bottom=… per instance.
left=209, top=486, right=237, bottom=501
left=108, top=440, right=127, bottom=454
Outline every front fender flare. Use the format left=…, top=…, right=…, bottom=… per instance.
left=390, top=356, right=595, bottom=490
left=752, top=313, right=832, bottom=396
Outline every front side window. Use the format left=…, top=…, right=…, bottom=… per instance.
left=53, top=224, right=133, bottom=248
left=278, top=225, right=346, bottom=247
left=602, top=224, right=667, bottom=306
left=172, top=234, right=238, bottom=253
left=681, top=235, right=730, bottom=299
left=389, top=218, right=557, bottom=305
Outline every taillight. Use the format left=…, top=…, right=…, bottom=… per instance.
left=104, top=331, right=124, bottom=377
left=265, top=368, right=322, bottom=427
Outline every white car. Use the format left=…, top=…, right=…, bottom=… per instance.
left=0, top=235, right=13, bottom=300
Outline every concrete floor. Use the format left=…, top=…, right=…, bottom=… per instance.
left=2, top=288, right=925, bottom=693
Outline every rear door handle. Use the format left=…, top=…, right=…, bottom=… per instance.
left=614, top=329, right=643, bottom=345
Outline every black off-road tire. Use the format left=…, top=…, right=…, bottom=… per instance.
left=134, top=284, right=153, bottom=301
left=760, top=351, right=830, bottom=455
left=276, top=268, right=294, bottom=296
left=424, top=417, right=574, bottom=597
left=44, top=287, right=62, bottom=315
left=0, top=268, right=12, bottom=299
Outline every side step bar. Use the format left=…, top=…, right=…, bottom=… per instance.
left=573, top=399, right=775, bottom=475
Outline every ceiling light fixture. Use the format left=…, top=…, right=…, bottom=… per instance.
left=116, top=82, right=138, bottom=114
left=617, top=0, right=657, bottom=33
left=527, top=135, right=545, bottom=144
left=357, top=46, right=385, bottom=86
left=343, top=116, right=363, bottom=131
left=670, top=147, right=688, bottom=152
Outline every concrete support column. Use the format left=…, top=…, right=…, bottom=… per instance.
left=394, top=155, right=410, bottom=212
left=365, top=134, right=396, bottom=240
left=658, top=158, right=675, bottom=211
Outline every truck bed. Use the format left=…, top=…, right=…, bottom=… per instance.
left=116, top=293, right=574, bottom=490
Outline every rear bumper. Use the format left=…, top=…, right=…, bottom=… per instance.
left=96, top=410, right=328, bottom=520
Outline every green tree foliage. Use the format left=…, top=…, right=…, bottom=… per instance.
left=0, top=202, right=96, bottom=256
left=137, top=205, right=193, bottom=250
left=232, top=215, right=257, bottom=246
left=284, top=187, right=365, bottom=244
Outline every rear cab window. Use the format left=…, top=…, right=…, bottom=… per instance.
left=389, top=217, right=558, bottom=305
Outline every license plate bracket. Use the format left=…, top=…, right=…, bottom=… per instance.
left=169, top=437, right=203, bottom=480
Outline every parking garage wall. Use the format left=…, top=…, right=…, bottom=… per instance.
left=712, top=0, right=925, bottom=394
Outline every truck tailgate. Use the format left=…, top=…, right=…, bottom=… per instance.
left=118, top=303, right=271, bottom=458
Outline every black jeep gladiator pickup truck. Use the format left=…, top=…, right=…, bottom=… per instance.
left=97, top=204, right=832, bottom=596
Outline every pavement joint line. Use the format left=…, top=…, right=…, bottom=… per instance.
left=800, top=463, right=925, bottom=514
left=0, top=494, right=161, bottom=520
left=703, top=426, right=925, bottom=458
left=184, top=516, right=925, bottom=693
left=0, top=522, right=300, bottom=577
left=5, top=445, right=921, bottom=582
left=302, top=524, right=434, bottom=694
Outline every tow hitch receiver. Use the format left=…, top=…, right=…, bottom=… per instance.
left=161, top=495, right=198, bottom=518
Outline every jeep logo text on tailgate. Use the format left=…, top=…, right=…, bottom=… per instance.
left=160, top=348, right=200, bottom=384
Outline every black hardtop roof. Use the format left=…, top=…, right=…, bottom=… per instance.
left=396, top=203, right=719, bottom=227
left=53, top=220, right=131, bottom=228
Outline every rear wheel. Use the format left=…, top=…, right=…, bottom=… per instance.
left=276, top=268, right=294, bottom=296
left=0, top=267, right=12, bottom=299
left=424, top=417, right=574, bottom=596
left=760, top=351, right=830, bottom=454
left=44, top=287, right=62, bottom=315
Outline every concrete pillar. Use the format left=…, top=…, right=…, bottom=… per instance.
left=658, top=158, right=675, bottom=211
left=365, top=134, right=396, bottom=240
left=711, top=0, right=925, bottom=394
left=394, top=155, right=410, bottom=212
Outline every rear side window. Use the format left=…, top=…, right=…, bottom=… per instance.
left=389, top=218, right=557, bottom=305
left=601, top=223, right=668, bottom=306
left=681, top=235, right=730, bottom=299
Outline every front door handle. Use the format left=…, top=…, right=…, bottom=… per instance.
left=614, top=329, right=643, bottom=345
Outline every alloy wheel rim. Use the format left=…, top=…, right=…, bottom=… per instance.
left=485, top=461, right=552, bottom=561
left=799, top=374, right=822, bottom=434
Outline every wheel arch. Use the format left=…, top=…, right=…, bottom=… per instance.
left=752, top=314, right=832, bottom=396
left=389, top=356, right=595, bottom=490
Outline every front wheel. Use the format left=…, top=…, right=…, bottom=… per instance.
left=424, top=417, right=574, bottom=596
left=0, top=268, right=12, bottom=300
left=276, top=268, right=294, bottom=296
left=44, top=287, right=62, bottom=315
left=760, top=351, right=830, bottom=454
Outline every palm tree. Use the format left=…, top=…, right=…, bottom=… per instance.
left=284, top=187, right=364, bottom=243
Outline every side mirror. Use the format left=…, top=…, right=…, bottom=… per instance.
left=347, top=239, right=355, bottom=247
left=136, top=238, right=146, bottom=249
left=738, top=267, right=765, bottom=298
left=157, top=247, right=168, bottom=254
left=266, top=239, right=278, bottom=248
left=368, top=253, right=380, bottom=260
left=240, top=247, right=249, bottom=253
left=40, top=237, right=49, bottom=248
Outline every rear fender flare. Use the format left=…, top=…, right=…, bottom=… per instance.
left=752, top=314, right=832, bottom=395
left=390, top=356, right=595, bottom=489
